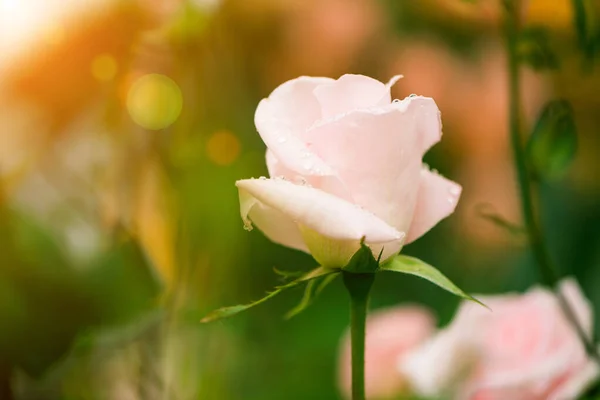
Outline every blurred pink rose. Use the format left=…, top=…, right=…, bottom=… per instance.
left=236, top=74, right=461, bottom=267
left=403, top=279, right=598, bottom=400
left=339, top=306, right=436, bottom=399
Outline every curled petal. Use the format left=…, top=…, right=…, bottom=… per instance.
left=265, top=149, right=353, bottom=201
left=240, top=191, right=309, bottom=253
left=405, top=167, right=462, bottom=244
left=255, top=99, right=336, bottom=177
left=237, top=178, right=403, bottom=242
left=260, top=76, right=334, bottom=132
left=255, top=76, right=350, bottom=195
left=237, top=178, right=405, bottom=266
left=314, top=74, right=392, bottom=119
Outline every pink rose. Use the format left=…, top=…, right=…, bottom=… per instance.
left=403, top=279, right=598, bottom=400
left=236, top=74, right=461, bottom=267
left=338, top=306, right=436, bottom=399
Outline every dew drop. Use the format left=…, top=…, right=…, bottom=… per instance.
left=258, top=176, right=268, bottom=180
left=392, top=99, right=401, bottom=103
left=243, top=222, right=253, bottom=231
left=277, top=136, right=287, bottom=144
left=408, top=93, right=417, bottom=98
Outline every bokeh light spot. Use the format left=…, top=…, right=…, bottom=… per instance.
left=206, top=130, right=241, bottom=166
left=126, top=73, right=183, bottom=130
left=91, top=54, right=118, bottom=82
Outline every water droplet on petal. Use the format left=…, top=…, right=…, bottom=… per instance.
left=392, top=99, right=400, bottom=103
left=277, top=136, right=287, bottom=144
left=243, top=222, right=253, bottom=231
left=408, top=93, right=417, bottom=98
left=302, top=160, right=313, bottom=170
left=258, top=176, right=268, bottom=180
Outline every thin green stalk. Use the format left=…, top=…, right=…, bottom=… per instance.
left=342, top=272, right=375, bottom=400
left=503, top=0, right=600, bottom=365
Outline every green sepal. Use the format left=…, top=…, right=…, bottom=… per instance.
left=201, top=266, right=336, bottom=323
left=381, top=255, right=487, bottom=308
left=527, top=99, right=577, bottom=180
left=341, top=239, right=380, bottom=274
left=284, top=273, right=340, bottom=320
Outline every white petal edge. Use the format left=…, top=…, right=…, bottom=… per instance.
left=313, top=74, right=391, bottom=119
left=405, top=167, right=462, bottom=244
left=243, top=199, right=309, bottom=253
left=237, top=178, right=405, bottom=244
left=255, top=98, right=336, bottom=176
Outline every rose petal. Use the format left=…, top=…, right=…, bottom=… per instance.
left=386, top=74, right=403, bottom=90
left=409, top=96, right=443, bottom=154
left=237, top=178, right=404, bottom=243
left=405, top=167, right=462, bottom=244
left=243, top=200, right=309, bottom=253
left=313, top=74, right=392, bottom=119
left=549, top=360, right=599, bottom=400
left=255, top=98, right=336, bottom=177
left=266, top=149, right=295, bottom=179
left=261, top=76, right=334, bottom=132
left=559, top=278, right=594, bottom=335
left=303, top=97, right=439, bottom=234
left=265, top=149, right=353, bottom=201
left=255, top=78, right=353, bottom=198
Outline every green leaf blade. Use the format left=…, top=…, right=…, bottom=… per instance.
left=201, top=266, right=337, bottom=323
left=381, top=255, right=487, bottom=308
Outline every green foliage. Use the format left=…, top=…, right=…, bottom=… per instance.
left=577, top=376, right=600, bottom=399
left=381, top=255, right=486, bottom=308
left=201, top=266, right=337, bottom=322
left=517, top=27, right=559, bottom=71
left=527, top=99, right=578, bottom=180
left=0, top=204, right=161, bottom=377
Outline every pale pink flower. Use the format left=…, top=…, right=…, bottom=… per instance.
left=338, top=306, right=436, bottom=399
left=236, top=74, right=461, bottom=267
left=403, top=279, right=598, bottom=400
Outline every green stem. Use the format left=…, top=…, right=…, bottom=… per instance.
left=503, top=0, right=600, bottom=365
left=342, top=272, right=375, bottom=400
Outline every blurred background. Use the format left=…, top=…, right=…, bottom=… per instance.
left=1, top=0, right=600, bottom=398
